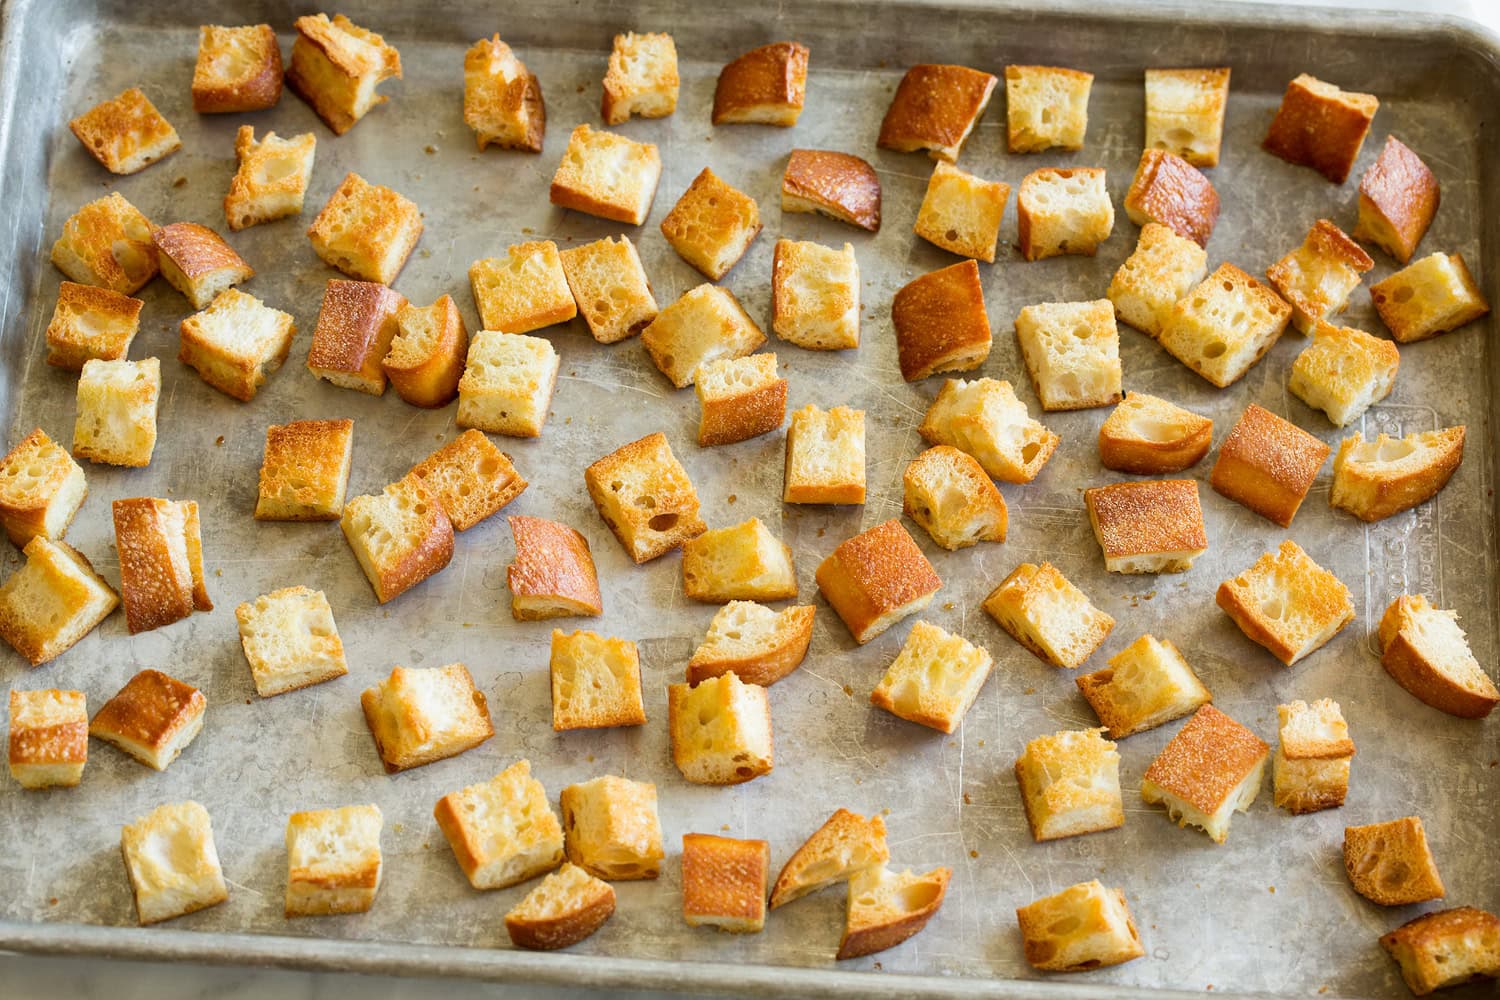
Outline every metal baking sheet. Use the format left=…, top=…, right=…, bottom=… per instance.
left=2, top=0, right=1499, bottom=997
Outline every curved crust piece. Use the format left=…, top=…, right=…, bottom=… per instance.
left=505, top=863, right=616, bottom=950
left=713, top=42, right=809, bottom=126
left=781, top=149, right=881, bottom=232
left=878, top=63, right=997, bottom=161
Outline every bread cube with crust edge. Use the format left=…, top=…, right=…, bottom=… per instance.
left=340, top=476, right=454, bottom=604
left=902, top=445, right=1007, bottom=551
left=870, top=620, right=993, bottom=734
left=784, top=404, right=866, bottom=505
left=892, top=259, right=992, bottom=382
left=1262, top=73, right=1377, bottom=184
left=1084, top=479, right=1207, bottom=574
left=1210, top=403, right=1329, bottom=528
left=1106, top=222, right=1208, bottom=338
left=687, top=601, right=815, bottom=688
left=550, top=124, right=662, bottom=226
left=286, top=14, right=402, bottom=135
left=224, top=127, right=317, bottom=231
left=781, top=149, right=882, bottom=232
left=193, top=24, right=282, bottom=114
left=602, top=32, right=678, bottom=125
left=1015, top=727, right=1124, bottom=842
left=680, top=833, right=770, bottom=933
left=255, top=419, right=354, bottom=522
left=1215, top=540, right=1353, bottom=666
left=1157, top=264, right=1291, bottom=388
left=1355, top=135, right=1440, bottom=264
left=1140, top=704, right=1268, bottom=844
left=284, top=804, right=383, bottom=917
left=1144, top=67, right=1230, bottom=167
left=712, top=42, right=809, bottom=126
left=1379, top=906, right=1500, bottom=997
left=178, top=288, right=295, bottom=402
left=816, top=519, right=941, bottom=645
left=584, top=432, right=706, bottom=563
left=45, top=281, right=141, bottom=370
left=837, top=864, right=951, bottom=960
left=0, top=538, right=117, bottom=666
left=668, top=672, right=773, bottom=785
left=983, top=561, right=1113, bottom=669
left=505, top=863, right=616, bottom=950
left=559, top=775, right=664, bottom=881
left=919, top=378, right=1059, bottom=484
left=1015, top=880, right=1144, bottom=972
left=235, top=585, right=348, bottom=698
left=0, top=428, right=87, bottom=547
left=120, top=801, right=228, bottom=925
left=89, top=668, right=206, bottom=771
left=507, top=515, right=602, bottom=621
left=463, top=35, right=545, bottom=153
left=1344, top=816, right=1445, bottom=906
left=1096, top=392, right=1212, bottom=475
left=69, top=87, right=180, bottom=175
left=434, top=760, right=564, bottom=890
left=1377, top=594, right=1498, bottom=719
left=1123, top=149, right=1219, bottom=248
left=307, top=173, right=422, bottom=286
left=361, top=663, right=493, bottom=773
left=550, top=629, right=647, bottom=731
left=51, top=193, right=157, bottom=295
left=1266, top=219, right=1374, bottom=335
left=1272, top=698, right=1353, bottom=814
left=8, top=688, right=88, bottom=789
left=878, top=63, right=997, bottom=162
left=1006, top=65, right=1092, bottom=154
left=1076, top=634, right=1211, bottom=739
left=769, top=808, right=889, bottom=909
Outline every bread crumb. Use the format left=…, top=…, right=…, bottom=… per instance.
left=969, top=849, right=978, bottom=858
left=522, top=227, right=534, bottom=235
left=977, top=739, right=985, bottom=747
left=424, top=145, right=437, bottom=154
left=215, top=435, right=225, bottom=446
left=721, top=824, right=730, bottom=831
left=214, top=568, right=222, bottom=577
left=962, top=793, right=972, bottom=804
left=843, top=684, right=853, bottom=696
left=943, top=601, right=955, bottom=610
left=173, top=176, right=187, bottom=188
left=881, top=807, right=890, bottom=815
left=1024, top=687, right=1035, bottom=695
left=586, top=754, right=595, bottom=763
left=1268, top=886, right=1276, bottom=893
left=727, top=494, right=737, bottom=504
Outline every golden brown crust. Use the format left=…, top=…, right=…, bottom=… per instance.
left=360, top=663, right=493, bottom=773
left=687, top=603, right=815, bottom=687
left=0, top=428, right=86, bottom=546
left=712, top=42, right=809, bottom=126
left=383, top=296, right=468, bottom=408
left=1344, top=816, right=1445, bottom=906
left=1084, top=479, right=1206, bottom=572
left=1377, top=595, right=1498, bottom=719
left=1331, top=427, right=1464, bottom=522
left=151, top=223, right=253, bottom=302
left=1017, top=167, right=1113, bottom=261
left=68, top=88, right=180, bottom=175
left=584, top=432, right=706, bottom=563
left=815, top=519, right=942, bottom=645
left=1210, top=404, right=1330, bottom=527
left=1015, top=881, right=1144, bottom=971
left=286, top=14, right=402, bottom=135
left=549, top=125, right=662, bottom=226
left=463, top=37, right=545, bottom=153
left=836, top=866, right=952, bottom=959
left=1355, top=136, right=1439, bottom=264
left=307, top=173, right=422, bottom=286
left=255, top=419, right=354, bottom=522
left=307, top=279, right=407, bottom=395
left=1262, top=73, right=1378, bottom=184
left=1380, top=906, right=1500, bottom=996
left=680, top=833, right=770, bottom=932
left=659, top=168, right=762, bottom=281
left=781, top=149, right=881, bottom=232
left=1141, top=704, right=1268, bottom=816
left=8, top=689, right=88, bottom=775
left=1097, top=393, right=1212, bottom=475
left=193, top=24, right=282, bottom=113
left=507, top=516, right=602, bottom=620
left=505, top=864, right=617, bottom=950
left=51, top=193, right=158, bottom=295
left=784, top=404, right=865, bottom=504
left=878, top=64, right=997, bottom=161
left=1215, top=540, right=1353, bottom=666
left=408, top=430, right=526, bottom=532
left=770, top=809, right=888, bottom=909
left=45, top=282, right=141, bottom=370
left=89, top=669, right=204, bottom=765
left=696, top=356, right=787, bottom=447
left=1370, top=252, right=1490, bottom=344
left=112, top=498, right=196, bottom=634
left=892, top=259, right=992, bottom=382
left=557, top=236, right=658, bottom=344
left=1123, top=149, right=1219, bottom=248
left=342, top=477, right=454, bottom=604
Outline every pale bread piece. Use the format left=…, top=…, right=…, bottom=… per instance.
left=668, top=672, right=774, bottom=785
left=1344, top=816, right=1445, bottom=906
left=815, top=519, right=941, bottom=645
left=781, top=149, right=881, bottom=232
left=505, top=862, right=616, bottom=950
left=193, top=24, right=282, bottom=113
left=120, top=801, right=228, bottom=925
left=1355, top=136, right=1440, bottom=264
left=870, top=621, right=993, bottom=734
left=69, top=87, right=180, bottom=174
left=1289, top=322, right=1399, bottom=427
left=1123, top=148, right=1219, bottom=247
left=1015, top=728, right=1123, bottom=842
left=44, top=281, right=141, bottom=370
left=1330, top=426, right=1464, bottom=522
left=384, top=295, right=468, bottom=409
left=681, top=833, right=770, bottom=933
left=152, top=222, right=254, bottom=310
left=1263, top=73, right=1377, bottom=183
left=361, top=663, right=493, bottom=773
left=0, top=428, right=88, bottom=547
left=112, top=497, right=210, bottom=635
left=1157, top=263, right=1292, bottom=388
left=469, top=240, right=577, bottom=334
left=0, top=538, right=117, bottom=666
left=463, top=35, right=544, bottom=153
left=559, top=775, right=664, bottom=880
left=435, top=760, right=564, bottom=890
left=506, top=515, right=602, bottom=620
left=1014, top=299, right=1121, bottom=410
left=769, top=808, right=888, bottom=909
left=1017, top=167, right=1113, bottom=261
left=892, top=259, right=992, bottom=382
left=1015, top=880, right=1144, bottom=972
left=918, top=378, right=1058, bottom=484
left=695, top=353, right=787, bottom=447
left=712, top=42, right=809, bottom=126
left=1370, top=252, right=1490, bottom=344
left=878, top=63, right=997, bottom=161
left=1097, top=392, right=1212, bottom=475
left=687, top=602, right=815, bottom=687
left=902, top=445, right=1007, bottom=551
left=286, top=13, right=402, bottom=135
left=1144, top=67, right=1230, bottom=167
left=305, top=279, right=406, bottom=395
left=178, top=288, right=295, bottom=402
left=1215, top=540, right=1353, bottom=666
left=408, top=430, right=526, bottom=531
left=1209, top=403, right=1329, bottom=527
left=1106, top=222, right=1208, bottom=338
left=73, top=358, right=159, bottom=468
left=642, top=284, right=766, bottom=389
left=307, top=172, right=422, bottom=285
left=1140, top=704, right=1268, bottom=843
left=284, top=804, right=383, bottom=917
left=784, top=404, right=865, bottom=504
left=89, top=669, right=206, bottom=771
left=340, top=476, right=454, bottom=604
left=770, top=239, right=860, bottom=350
left=1084, top=479, right=1207, bottom=574
left=1380, top=906, right=1500, bottom=997
left=584, top=432, right=706, bottom=563
left=254, top=419, right=354, bottom=522
left=983, top=562, right=1112, bottom=669
left=50, top=192, right=157, bottom=295
left=549, top=124, right=662, bottom=226
left=1377, top=594, right=1498, bottom=719
left=224, top=127, right=317, bottom=231
left=837, top=864, right=951, bottom=960
left=8, top=688, right=88, bottom=789
left=1266, top=219, right=1374, bottom=334
left=660, top=167, right=762, bottom=281
left=913, top=161, right=1009, bottom=263
left=682, top=517, right=796, bottom=604
left=235, top=586, right=348, bottom=698
left=602, top=31, right=678, bottom=124
left=1273, top=698, right=1354, bottom=814
left=1076, top=634, right=1210, bottom=739
left=1005, top=64, right=1092, bottom=152
left=549, top=629, right=646, bottom=731
left=558, top=236, right=658, bottom=344
left=456, top=331, right=560, bottom=438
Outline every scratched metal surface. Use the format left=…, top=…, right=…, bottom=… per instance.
left=1, top=0, right=1498, bottom=997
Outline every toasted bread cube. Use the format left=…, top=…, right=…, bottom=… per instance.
left=770, top=809, right=888, bottom=909
left=559, top=775, right=664, bottom=880
left=90, top=669, right=206, bottom=771
left=983, top=561, right=1112, bottom=669
left=879, top=64, right=997, bottom=162
left=1216, top=540, right=1353, bottom=666
left=1331, top=426, right=1465, bottom=522
left=362, top=663, right=492, bottom=773
left=1015, top=728, right=1123, bottom=841
left=816, top=519, right=941, bottom=645
left=284, top=805, right=383, bottom=917
left=550, top=629, right=646, bottom=731
left=1107, top=222, right=1208, bottom=338
left=681, top=834, right=769, bottom=933
left=643, top=284, right=766, bottom=389
left=1097, top=393, right=1212, bottom=475
left=783, top=404, right=864, bottom=504
left=306, top=279, right=406, bottom=395
left=1141, top=704, right=1267, bottom=843
left=1144, top=67, right=1230, bottom=167
left=919, top=377, right=1058, bottom=483
left=871, top=621, right=993, bottom=734
left=0, top=428, right=87, bottom=547
left=660, top=168, right=762, bottom=281
left=549, top=124, right=662, bottom=226
left=50, top=193, right=157, bottom=295
left=1017, top=168, right=1113, bottom=261
left=688, top=601, right=815, bottom=687
left=913, top=161, right=1009, bottom=263
left=0, top=539, right=117, bottom=666
left=696, top=354, right=787, bottom=447
left=409, top=430, right=525, bottom=532
left=1344, top=817, right=1445, bottom=906
left=235, top=585, right=347, bottom=698
left=193, top=24, right=282, bottom=113
left=45, top=282, right=141, bottom=370
left=254, top=419, right=354, bottom=522
left=1005, top=65, right=1092, bottom=153
left=893, top=259, right=992, bottom=382
left=286, top=13, right=401, bottom=135
left=8, top=689, right=87, bottom=789
left=1210, top=403, right=1329, bottom=527
left=341, top=477, right=454, bottom=604
left=1085, top=479, right=1207, bottom=574
left=152, top=222, right=253, bottom=310
left=1355, top=136, right=1440, bottom=264
left=1015, top=299, right=1121, bottom=411
left=559, top=236, right=658, bottom=344
left=713, top=42, right=809, bottom=126
left=435, top=760, right=564, bottom=889
left=112, top=498, right=210, bottom=635
left=120, top=801, right=227, bottom=925
left=602, top=31, right=678, bottom=124
left=1289, top=323, right=1399, bottom=427
left=456, top=331, right=560, bottom=438
left=69, top=88, right=179, bottom=175
left=838, top=865, right=951, bottom=960
left=1378, top=594, right=1498, bottom=720
left=1158, top=264, right=1292, bottom=387
left=1266, top=220, right=1374, bottom=334
left=1124, top=149, right=1219, bottom=248
left=507, top=515, right=602, bottom=621
left=308, top=173, right=422, bottom=285
left=1016, top=880, right=1144, bottom=972
left=682, top=517, right=796, bottom=604
left=1263, top=74, right=1378, bottom=184
left=1371, top=252, right=1490, bottom=343
left=584, top=432, right=706, bottom=563
left=384, top=295, right=468, bottom=409
left=1076, top=634, right=1210, bottom=738
left=506, top=863, right=616, bottom=950
left=668, top=672, right=774, bottom=785
left=902, top=445, right=1007, bottom=551
left=178, top=288, right=295, bottom=402
left=463, top=35, right=544, bottom=153
left=72, top=358, right=159, bottom=468
left=224, top=127, right=317, bottom=231
left=771, top=239, right=859, bottom=350
left=1273, top=698, right=1353, bottom=814
left=1380, top=906, right=1500, bottom=997
left=469, top=241, right=576, bottom=334
left=781, top=149, right=882, bottom=232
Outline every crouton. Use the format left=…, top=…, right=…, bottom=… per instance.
left=784, top=404, right=865, bottom=504
left=1141, top=704, right=1267, bottom=843
left=179, top=288, right=294, bottom=402
left=284, top=805, right=384, bottom=917
left=712, top=42, right=809, bottom=126
left=780, top=149, right=881, bottom=232
left=0, top=429, right=87, bottom=547
left=558, top=236, right=658, bottom=344
left=918, top=378, right=1058, bottom=483
left=384, top=295, right=468, bottom=409
left=602, top=32, right=678, bottom=124
left=682, top=517, right=796, bottom=603
left=983, top=561, right=1113, bottom=669
left=505, top=863, right=616, bottom=950
left=1016, top=880, right=1144, bottom=971
left=1076, top=634, right=1211, bottom=738
left=307, top=172, right=422, bottom=285
left=469, top=240, right=577, bottom=334
left=8, top=689, right=87, bottom=790
left=1370, top=252, right=1490, bottom=344
left=254, top=419, right=354, bottom=522
left=1266, top=219, right=1374, bottom=334
left=687, top=601, right=814, bottom=687
left=549, top=124, right=662, bottom=225
left=408, top=430, right=525, bottom=531
left=1144, top=67, right=1230, bottom=167
left=50, top=192, right=156, bottom=295
left=1157, top=264, right=1292, bottom=387
left=456, top=331, right=560, bottom=438
left=71, top=358, right=158, bottom=469
left=550, top=629, right=646, bottom=731
left=668, top=672, right=774, bottom=785
left=902, top=445, right=1007, bottom=551
left=361, top=663, right=493, bottom=773
left=1273, top=698, right=1353, bottom=814
left=1216, top=540, right=1353, bottom=666
left=1005, top=65, right=1092, bottom=153
left=340, top=476, right=454, bottom=603
left=1210, top=403, right=1330, bottom=527
left=681, top=834, right=770, bottom=933
left=1345, top=816, right=1445, bottom=906
left=1289, top=323, right=1399, bottom=426
left=1085, top=479, right=1207, bottom=574
left=660, top=168, right=762, bottom=281
left=1123, top=149, right=1219, bottom=248
left=0, top=539, right=117, bottom=666
left=286, top=13, right=401, bottom=135
left=89, top=668, right=205, bottom=771
left=816, top=519, right=940, bottom=645
left=68, top=88, right=179, bottom=175
left=44, top=282, right=140, bottom=370
left=559, top=775, right=663, bottom=880
left=235, top=585, right=348, bottom=698
left=1017, top=168, right=1113, bottom=261
left=463, top=35, right=544, bottom=153
left=1107, top=222, right=1208, bottom=337
left=112, top=498, right=210, bottom=635
left=1015, top=728, right=1123, bottom=841
left=1355, top=135, right=1440, bottom=264
left=507, top=515, right=602, bottom=620
left=1097, top=392, right=1212, bottom=475
left=1378, top=594, right=1498, bottom=719
left=1015, top=299, right=1122, bottom=410
left=870, top=620, right=993, bottom=734
left=306, top=279, right=406, bottom=396
left=1380, top=907, right=1500, bottom=997
left=435, top=760, right=564, bottom=889
left=695, top=353, right=787, bottom=447
left=771, top=239, right=860, bottom=349
left=913, top=161, right=1009, bottom=263
left=837, top=865, right=951, bottom=960
left=119, top=801, right=227, bottom=925
left=879, top=64, right=997, bottom=162
left=892, top=259, right=992, bottom=382
left=584, top=432, right=706, bottom=563
left=1263, top=73, right=1378, bottom=184
left=642, top=284, right=766, bottom=389
left=1331, top=426, right=1464, bottom=522
left=770, top=808, right=888, bottom=909
left=193, top=24, right=282, bottom=113
left=223, top=127, right=316, bottom=231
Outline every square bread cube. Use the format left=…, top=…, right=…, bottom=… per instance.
left=642, top=284, right=766, bottom=389
left=1123, top=149, right=1219, bottom=248
left=341, top=476, right=454, bottom=604
left=1097, top=392, right=1213, bottom=475
left=69, top=87, right=180, bottom=175
left=179, top=288, right=295, bottom=402
left=1273, top=698, right=1353, bottom=815
left=456, top=331, right=561, bottom=438
left=816, top=519, right=941, bottom=645
left=1015, top=728, right=1123, bottom=841
left=1015, top=299, right=1121, bottom=411
left=560, top=775, right=663, bottom=881
left=919, top=378, right=1058, bottom=484
left=435, top=760, right=564, bottom=889
left=385, top=295, right=469, bottom=408
left=90, top=668, right=206, bottom=771
left=154, top=222, right=254, bottom=310
left=409, top=430, right=526, bottom=532
left=1145, top=67, right=1231, bottom=167
left=870, top=620, right=993, bottom=734
left=668, top=672, right=773, bottom=785
left=1210, top=403, right=1330, bottom=527
left=193, top=24, right=282, bottom=113
left=1331, top=426, right=1466, bottom=524
left=682, top=517, right=796, bottom=604
left=878, top=63, right=997, bottom=162
left=286, top=13, right=402, bottom=135
left=550, top=124, right=662, bottom=226
left=112, top=497, right=210, bottom=635
left=559, top=236, right=658, bottom=344
left=1158, top=263, right=1292, bottom=387
left=1216, top=540, right=1353, bottom=666
left=73, top=358, right=159, bottom=468
left=1107, top=222, right=1209, bottom=338
left=254, top=419, right=354, bottom=522
left=696, top=354, right=787, bottom=447
left=0, top=538, right=118, bottom=666
left=120, top=801, right=228, bottom=925
left=902, top=445, right=1007, bottom=551
left=681, top=833, right=770, bottom=933
left=769, top=808, right=889, bottom=909
left=235, top=586, right=348, bottom=698
left=1355, top=136, right=1440, bottom=264
left=306, top=279, right=406, bottom=395
left=1076, top=634, right=1210, bottom=738
left=507, top=515, right=602, bottom=620
left=688, top=601, right=815, bottom=688
left=45, top=282, right=141, bottom=370
left=1141, top=704, right=1268, bottom=843
left=1380, top=906, right=1500, bottom=997
left=1371, top=252, right=1490, bottom=344
left=893, top=259, right=992, bottom=382
left=837, top=864, right=951, bottom=960
left=224, top=127, right=317, bottom=231
left=660, top=168, right=762, bottom=280
left=781, top=149, right=882, bottom=232
left=1377, top=593, right=1498, bottom=720
left=9, top=688, right=87, bottom=789
left=308, top=173, right=422, bottom=285
left=463, top=35, right=544, bottom=153
left=771, top=239, right=860, bottom=350
left=913, top=162, right=1009, bottom=263
left=784, top=404, right=865, bottom=504
left=505, top=862, right=617, bottom=951
left=1289, top=323, right=1399, bottom=427
left=1263, top=73, right=1378, bottom=184
left=51, top=192, right=157, bottom=295
left=1015, top=880, right=1144, bottom=972
left=1266, top=219, right=1374, bottom=334
left=550, top=629, right=646, bottom=730
left=1005, top=65, right=1092, bottom=153
left=1085, top=479, right=1207, bottom=574
left=1017, top=168, right=1113, bottom=261
left=712, top=41, right=809, bottom=126
left=285, top=805, right=383, bottom=917
left=1344, top=816, right=1445, bottom=906
left=0, top=428, right=88, bottom=546
left=469, top=241, right=577, bottom=334
left=602, top=31, right=679, bottom=124
left=984, top=562, right=1113, bottom=669
left=584, top=432, right=706, bottom=563
left=362, top=663, right=492, bottom=773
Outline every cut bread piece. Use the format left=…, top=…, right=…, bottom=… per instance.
left=913, top=161, right=1009, bottom=263
left=89, top=668, right=206, bottom=771
left=1144, top=67, right=1230, bottom=167
left=69, top=87, right=180, bottom=175
left=1331, top=427, right=1466, bottom=522
left=178, top=288, right=295, bottom=402
left=781, top=149, right=881, bottom=232
left=193, top=24, right=282, bottom=113
left=506, top=515, right=602, bottom=620
left=0, top=429, right=87, bottom=547
left=1289, top=323, right=1399, bottom=427
left=918, top=377, right=1058, bottom=484
left=549, top=124, right=662, bottom=226
left=1085, top=479, right=1207, bottom=574
left=1097, top=392, right=1212, bottom=475
left=45, top=281, right=141, bottom=370
left=224, top=127, right=317, bottom=231
left=152, top=223, right=253, bottom=310
left=284, top=804, right=383, bottom=917
left=408, top=430, right=526, bottom=531
left=286, top=13, right=402, bottom=135
left=469, top=240, right=577, bottom=334
left=1216, top=540, right=1353, bottom=666
left=558, top=236, right=658, bottom=344
left=1005, top=65, right=1092, bottom=153
left=254, top=418, right=354, bottom=522
left=712, top=41, right=809, bottom=126
left=878, top=63, right=997, bottom=162
left=1355, top=136, right=1440, bottom=264
left=50, top=192, right=157, bottom=295
left=8, top=688, right=88, bottom=790
left=1015, top=728, right=1123, bottom=842
left=1076, top=634, right=1211, bottom=738
left=660, top=167, right=762, bottom=281
left=870, top=620, right=993, bottom=734
left=456, top=330, right=560, bottom=438
left=549, top=629, right=646, bottom=730
left=1141, top=704, right=1268, bottom=843
left=1377, top=594, right=1498, bottom=719
left=902, top=445, right=1007, bottom=551
left=892, top=259, right=992, bottom=382
left=306, top=279, right=406, bottom=396
left=680, top=833, right=770, bottom=933
left=983, top=561, right=1113, bottom=669
left=462, top=35, right=544, bottom=153
left=1157, top=263, right=1292, bottom=387
left=0, top=538, right=118, bottom=666
left=770, top=808, right=888, bottom=909
left=559, top=775, right=664, bottom=881
left=384, top=294, right=468, bottom=409
left=1014, top=299, right=1122, bottom=410
left=602, top=31, right=678, bottom=124
left=74, top=358, right=159, bottom=467
left=1273, top=698, right=1354, bottom=814
left=112, top=498, right=210, bottom=635
left=816, top=519, right=941, bottom=645
left=1017, top=167, right=1114, bottom=261
left=1016, top=880, right=1144, bottom=972
left=505, top=863, right=616, bottom=951
left=668, top=672, right=773, bottom=785
left=1210, top=403, right=1330, bottom=527
left=1371, top=252, right=1490, bottom=343
left=1107, top=222, right=1208, bottom=338
left=784, top=404, right=865, bottom=504
left=361, top=663, right=493, bottom=773
left=837, top=864, right=951, bottom=960
left=695, top=353, right=787, bottom=447
left=1344, top=816, right=1445, bottom=906
left=1380, top=906, right=1500, bottom=997
left=1263, top=73, right=1377, bottom=183
left=1266, top=219, right=1374, bottom=334
left=643, top=284, right=766, bottom=389
left=435, top=760, right=564, bottom=890
left=1124, top=149, right=1219, bottom=248
left=235, top=585, right=348, bottom=698
left=340, top=476, right=454, bottom=603
left=307, top=172, right=422, bottom=286
left=120, top=801, right=227, bottom=925
left=771, top=239, right=860, bottom=350
left=584, top=432, right=706, bottom=563
left=687, top=601, right=815, bottom=687
left=682, top=517, right=797, bottom=604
